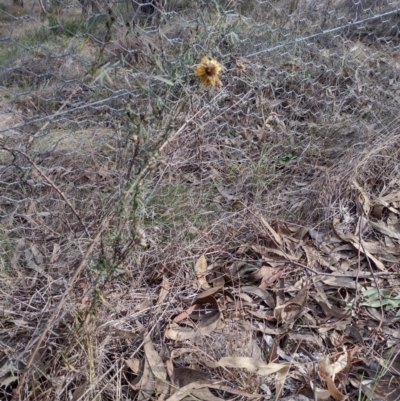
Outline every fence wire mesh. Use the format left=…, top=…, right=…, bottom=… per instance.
left=1, top=0, right=400, bottom=399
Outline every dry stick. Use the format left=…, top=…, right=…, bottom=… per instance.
left=2, top=145, right=91, bottom=239
left=11, top=89, right=240, bottom=400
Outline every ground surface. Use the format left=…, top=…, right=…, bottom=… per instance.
left=1, top=0, right=400, bottom=400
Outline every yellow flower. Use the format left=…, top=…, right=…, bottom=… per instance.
left=194, top=56, right=223, bottom=87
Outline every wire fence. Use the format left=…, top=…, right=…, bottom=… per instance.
left=1, top=0, right=400, bottom=399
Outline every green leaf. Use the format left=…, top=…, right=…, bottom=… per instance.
left=362, top=299, right=400, bottom=308
left=361, top=288, right=400, bottom=310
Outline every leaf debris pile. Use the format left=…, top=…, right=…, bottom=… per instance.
left=3, top=182, right=400, bottom=401
left=153, top=182, right=400, bottom=400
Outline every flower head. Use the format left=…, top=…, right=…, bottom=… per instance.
left=195, top=56, right=223, bottom=87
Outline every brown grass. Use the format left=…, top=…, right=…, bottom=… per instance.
left=1, top=0, right=400, bottom=400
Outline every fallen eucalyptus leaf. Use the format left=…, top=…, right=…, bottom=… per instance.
left=218, top=357, right=288, bottom=376
left=166, top=311, right=220, bottom=341
left=157, top=275, right=170, bottom=305
left=318, top=357, right=347, bottom=401
left=195, top=255, right=210, bottom=289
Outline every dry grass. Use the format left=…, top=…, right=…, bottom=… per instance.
left=1, top=0, right=400, bottom=400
